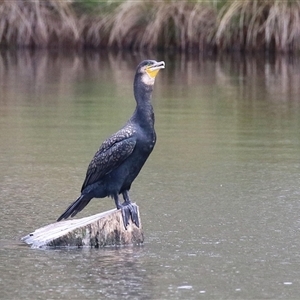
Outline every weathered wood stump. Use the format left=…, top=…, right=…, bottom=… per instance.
left=21, top=205, right=144, bottom=249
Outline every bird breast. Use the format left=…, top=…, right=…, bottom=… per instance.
left=139, top=131, right=156, bottom=153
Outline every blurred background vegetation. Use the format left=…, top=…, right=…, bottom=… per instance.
left=0, top=0, right=300, bottom=53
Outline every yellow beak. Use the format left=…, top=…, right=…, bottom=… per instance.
left=146, top=61, right=165, bottom=78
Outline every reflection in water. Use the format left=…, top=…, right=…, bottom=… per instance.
left=1, top=50, right=300, bottom=299
left=1, top=246, right=155, bottom=300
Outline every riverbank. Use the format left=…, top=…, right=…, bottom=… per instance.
left=1, top=0, right=300, bottom=53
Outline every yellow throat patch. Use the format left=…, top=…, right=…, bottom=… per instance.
left=146, top=68, right=160, bottom=79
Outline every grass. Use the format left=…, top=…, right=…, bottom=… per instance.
left=215, top=0, right=300, bottom=52
left=1, top=0, right=300, bottom=53
left=107, top=1, right=216, bottom=51
left=0, top=0, right=79, bottom=48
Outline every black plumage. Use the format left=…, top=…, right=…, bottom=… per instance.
left=57, top=60, right=165, bottom=228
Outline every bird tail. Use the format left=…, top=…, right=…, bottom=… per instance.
left=57, top=194, right=92, bottom=222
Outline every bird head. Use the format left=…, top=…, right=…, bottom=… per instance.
left=136, top=60, right=165, bottom=86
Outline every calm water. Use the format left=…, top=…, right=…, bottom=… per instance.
left=1, top=50, right=300, bottom=299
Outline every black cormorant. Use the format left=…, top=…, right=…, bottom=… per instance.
left=57, top=60, right=165, bottom=228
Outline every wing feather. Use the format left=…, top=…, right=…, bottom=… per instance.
left=81, top=127, right=136, bottom=191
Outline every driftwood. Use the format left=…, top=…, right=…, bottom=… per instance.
left=21, top=205, right=144, bottom=249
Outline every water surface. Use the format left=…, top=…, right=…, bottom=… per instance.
left=1, top=51, right=300, bottom=299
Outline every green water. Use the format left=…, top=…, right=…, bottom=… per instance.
left=1, top=51, right=300, bottom=299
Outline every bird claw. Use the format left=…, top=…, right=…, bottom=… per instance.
left=120, top=203, right=140, bottom=230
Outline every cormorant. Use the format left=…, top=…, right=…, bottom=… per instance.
left=57, top=60, right=165, bottom=228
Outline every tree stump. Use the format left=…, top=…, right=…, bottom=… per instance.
left=21, top=205, right=144, bottom=249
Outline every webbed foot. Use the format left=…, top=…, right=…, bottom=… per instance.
left=114, top=191, right=140, bottom=229
left=120, top=203, right=140, bottom=229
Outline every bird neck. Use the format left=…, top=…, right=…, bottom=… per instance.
left=133, top=81, right=155, bottom=128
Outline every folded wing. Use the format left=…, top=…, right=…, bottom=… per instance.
left=81, top=128, right=136, bottom=192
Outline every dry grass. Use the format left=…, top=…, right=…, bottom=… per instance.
left=215, top=0, right=300, bottom=52
left=1, top=0, right=300, bottom=53
left=0, top=0, right=79, bottom=48
left=79, top=14, right=111, bottom=48
left=77, top=1, right=119, bottom=48
left=107, top=0, right=217, bottom=51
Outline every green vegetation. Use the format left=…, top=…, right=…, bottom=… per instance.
left=1, top=0, right=300, bottom=53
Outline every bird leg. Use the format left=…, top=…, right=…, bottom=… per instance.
left=121, top=190, right=131, bottom=205
left=113, top=193, right=122, bottom=210
left=122, top=191, right=139, bottom=228
left=113, top=194, right=130, bottom=229
left=113, top=192, right=139, bottom=229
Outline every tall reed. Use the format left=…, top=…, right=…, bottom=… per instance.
left=0, top=0, right=79, bottom=48
left=215, top=0, right=300, bottom=52
left=1, top=0, right=300, bottom=53
left=107, top=0, right=217, bottom=51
